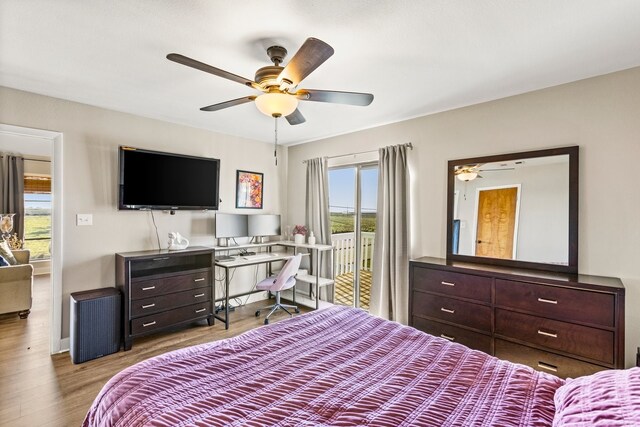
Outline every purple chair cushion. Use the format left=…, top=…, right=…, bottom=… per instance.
left=553, top=367, right=640, bottom=426
left=256, top=275, right=296, bottom=292
left=255, top=254, right=302, bottom=292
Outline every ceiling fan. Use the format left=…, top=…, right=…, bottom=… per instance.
left=166, top=37, right=374, bottom=126
left=454, top=164, right=515, bottom=181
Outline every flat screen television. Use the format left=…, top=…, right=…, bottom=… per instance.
left=118, top=146, right=220, bottom=211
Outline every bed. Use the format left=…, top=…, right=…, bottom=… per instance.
left=84, top=306, right=640, bottom=426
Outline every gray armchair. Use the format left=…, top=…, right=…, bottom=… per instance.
left=0, top=249, right=33, bottom=318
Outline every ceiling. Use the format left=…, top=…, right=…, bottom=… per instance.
left=2, top=1, right=640, bottom=146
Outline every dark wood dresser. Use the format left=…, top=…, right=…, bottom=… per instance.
left=116, top=247, right=215, bottom=350
left=410, top=257, right=625, bottom=378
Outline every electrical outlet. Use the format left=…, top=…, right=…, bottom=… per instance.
left=76, top=214, right=93, bottom=226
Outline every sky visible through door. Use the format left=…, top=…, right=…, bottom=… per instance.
left=329, top=168, right=377, bottom=233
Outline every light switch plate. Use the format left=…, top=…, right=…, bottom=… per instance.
left=76, top=214, right=93, bottom=226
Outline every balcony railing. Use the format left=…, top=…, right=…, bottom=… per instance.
left=331, top=232, right=375, bottom=276
left=331, top=232, right=375, bottom=310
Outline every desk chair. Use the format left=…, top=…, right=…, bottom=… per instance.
left=255, top=253, right=302, bottom=325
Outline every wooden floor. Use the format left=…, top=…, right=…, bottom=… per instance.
left=0, top=275, right=310, bottom=426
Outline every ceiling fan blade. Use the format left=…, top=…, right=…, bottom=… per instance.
left=277, top=38, right=334, bottom=87
left=167, top=53, right=256, bottom=87
left=296, top=89, right=374, bottom=106
left=200, top=96, right=256, bottom=112
left=285, top=108, right=306, bottom=125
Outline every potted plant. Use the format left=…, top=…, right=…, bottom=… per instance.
left=292, top=225, right=307, bottom=244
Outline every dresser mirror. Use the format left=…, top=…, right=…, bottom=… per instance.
left=446, top=146, right=578, bottom=273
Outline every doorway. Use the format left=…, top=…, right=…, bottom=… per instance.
left=328, top=164, right=378, bottom=310
left=0, top=124, right=63, bottom=354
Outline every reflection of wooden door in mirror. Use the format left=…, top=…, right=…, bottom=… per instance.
left=475, top=187, right=518, bottom=259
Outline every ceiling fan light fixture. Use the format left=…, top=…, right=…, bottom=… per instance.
left=255, top=92, right=298, bottom=117
left=456, top=171, right=478, bottom=182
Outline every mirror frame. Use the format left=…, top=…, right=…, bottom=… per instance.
left=446, top=146, right=579, bottom=274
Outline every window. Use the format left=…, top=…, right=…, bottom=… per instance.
left=23, top=175, right=51, bottom=260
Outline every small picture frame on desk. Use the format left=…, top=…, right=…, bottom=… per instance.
left=236, top=170, right=263, bottom=209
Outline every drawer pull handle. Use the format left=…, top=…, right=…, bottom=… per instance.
left=141, top=303, right=156, bottom=309
left=537, top=329, right=558, bottom=338
left=194, top=293, right=205, bottom=298
left=537, top=297, right=558, bottom=305
left=195, top=308, right=207, bottom=313
left=194, top=278, right=206, bottom=282
left=142, top=286, right=156, bottom=291
left=142, top=321, right=156, bottom=327
left=152, top=257, right=170, bottom=261
left=440, top=307, right=455, bottom=314
left=537, top=361, right=558, bottom=373
left=440, top=334, right=455, bottom=341
left=441, top=281, right=455, bottom=287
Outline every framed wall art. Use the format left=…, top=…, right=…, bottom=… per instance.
left=236, top=170, right=263, bottom=209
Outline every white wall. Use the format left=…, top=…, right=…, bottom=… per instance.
left=287, top=66, right=640, bottom=367
left=0, top=86, right=287, bottom=341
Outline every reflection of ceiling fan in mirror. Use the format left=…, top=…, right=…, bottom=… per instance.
left=454, top=163, right=515, bottom=181
left=166, top=37, right=374, bottom=124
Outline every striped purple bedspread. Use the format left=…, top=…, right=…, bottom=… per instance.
left=84, top=306, right=564, bottom=426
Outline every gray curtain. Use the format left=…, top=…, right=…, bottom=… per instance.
left=305, top=157, right=333, bottom=302
left=0, top=153, right=25, bottom=239
left=370, top=144, right=410, bottom=323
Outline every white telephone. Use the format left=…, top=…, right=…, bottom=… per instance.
left=168, top=232, right=189, bottom=251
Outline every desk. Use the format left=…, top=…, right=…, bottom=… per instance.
left=212, top=241, right=334, bottom=329
left=279, top=241, right=334, bottom=309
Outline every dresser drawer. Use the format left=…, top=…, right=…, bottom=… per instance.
left=495, top=279, right=615, bottom=327
left=131, top=302, right=211, bottom=335
left=412, top=267, right=491, bottom=303
left=413, top=317, right=492, bottom=354
left=130, top=271, right=211, bottom=300
left=495, top=309, right=614, bottom=364
left=412, top=292, right=491, bottom=332
left=495, top=339, right=605, bottom=378
left=131, top=287, right=212, bottom=318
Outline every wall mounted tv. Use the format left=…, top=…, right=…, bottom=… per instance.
left=118, top=146, right=220, bottom=211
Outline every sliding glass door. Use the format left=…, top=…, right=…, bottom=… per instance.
left=328, top=164, right=378, bottom=310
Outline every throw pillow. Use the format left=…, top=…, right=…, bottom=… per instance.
left=0, top=240, right=18, bottom=265
left=0, top=255, right=8, bottom=267
left=553, top=367, right=640, bottom=426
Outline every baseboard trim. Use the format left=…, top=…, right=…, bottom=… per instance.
left=57, top=337, right=70, bottom=354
